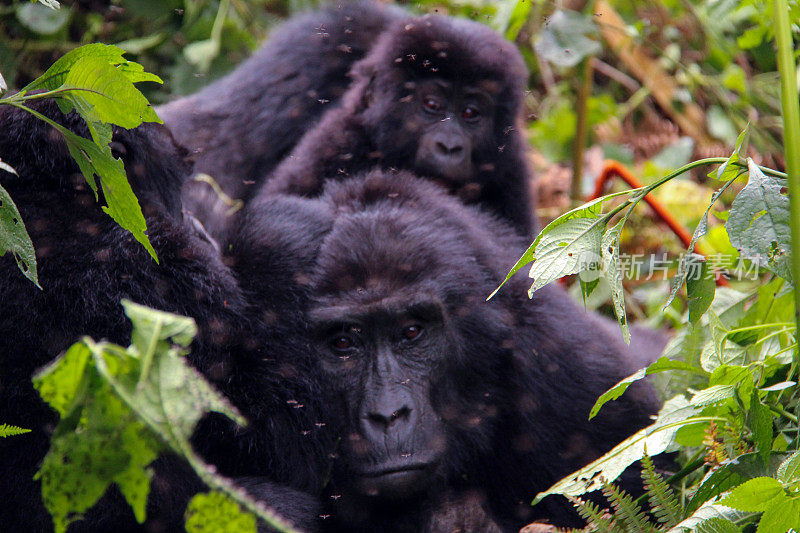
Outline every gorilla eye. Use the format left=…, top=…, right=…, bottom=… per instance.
left=462, top=105, right=480, bottom=121
left=401, top=324, right=424, bottom=341
left=423, top=97, right=444, bottom=114
left=331, top=335, right=355, bottom=352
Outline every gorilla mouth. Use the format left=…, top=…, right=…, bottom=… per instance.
left=354, top=456, right=439, bottom=498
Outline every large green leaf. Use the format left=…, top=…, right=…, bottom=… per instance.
left=533, top=396, right=704, bottom=503
left=0, top=179, right=39, bottom=287
left=726, top=158, right=792, bottom=282
left=185, top=491, right=257, bottom=533
left=535, top=10, right=600, bottom=68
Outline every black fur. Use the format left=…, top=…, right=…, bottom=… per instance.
left=0, top=101, right=328, bottom=532
left=158, top=2, right=404, bottom=209
left=260, top=14, right=536, bottom=234
left=300, top=171, right=660, bottom=531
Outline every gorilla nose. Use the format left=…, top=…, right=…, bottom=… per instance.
left=434, top=140, right=464, bottom=158
left=362, top=403, right=413, bottom=441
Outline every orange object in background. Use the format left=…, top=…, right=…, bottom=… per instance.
left=589, top=160, right=728, bottom=286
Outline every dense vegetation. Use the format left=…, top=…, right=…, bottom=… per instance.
left=3, top=0, right=800, bottom=531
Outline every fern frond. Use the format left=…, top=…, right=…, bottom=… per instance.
left=569, top=496, right=620, bottom=533
left=641, top=455, right=682, bottom=527
left=601, top=483, right=657, bottom=533
left=0, top=423, right=31, bottom=438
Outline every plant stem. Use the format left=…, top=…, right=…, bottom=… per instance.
left=774, top=0, right=800, bottom=383
left=570, top=58, right=593, bottom=203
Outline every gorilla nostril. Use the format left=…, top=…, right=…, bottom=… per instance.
left=391, top=405, right=411, bottom=422
left=434, top=142, right=450, bottom=155
left=435, top=142, right=464, bottom=157
left=367, top=405, right=411, bottom=430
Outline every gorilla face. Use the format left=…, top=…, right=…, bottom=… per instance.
left=409, top=78, right=495, bottom=184
left=311, top=290, right=449, bottom=499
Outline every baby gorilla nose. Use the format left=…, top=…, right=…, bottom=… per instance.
left=360, top=391, right=415, bottom=443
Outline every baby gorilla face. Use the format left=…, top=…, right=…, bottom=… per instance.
left=405, top=78, right=495, bottom=186
left=311, top=293, right=449, bottom=499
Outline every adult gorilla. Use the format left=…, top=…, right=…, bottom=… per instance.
left=0, top=102, right=328, bottom=532
left=304, top=171, right=660, bottom=531
left=158, top=2, right=404, bottom=207
left=260, top=14, right=535, bottom=234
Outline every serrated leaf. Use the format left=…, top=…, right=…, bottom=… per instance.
left=726, top=158, right=792, bottom=282
left=534, top=396, right=700, bottom=502
left=700, top=340, right=747, bottom=373
left=748, top=394, right=773, bottom=463
left=690, top=384, right=737, bottom=407
left=23, top=43, right=129, bottom=93
left=695, top=517, right=742, bottom=533
left=756, top=497, right=800, bottom=533
left=60, top=55, right=160, bottom=128
left=185, top=491, right=257, bottom=533
left=778, top=451, right=800, bottom=483
left=687, top=453, right=786, bottom=515
left=602, top=219, right=629, bottom=343
left=719, top=477, right=784, bottom=512
left=490, top=190, right=634, bottom=299
left=59, top=127, right=157, bottom=261
left=535, top=10, right=601, bottom=68
left=668, top=504, right=749, bottom=533
left=0, top=181, right=39, bottom=287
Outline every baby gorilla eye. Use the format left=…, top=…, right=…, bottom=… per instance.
left=423, top=97, right=443, bottom=114
left=461, top=105, right=480, bottom=121
left=402, top=324, right=424, bottom=341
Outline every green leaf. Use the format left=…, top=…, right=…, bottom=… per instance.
left=689, top=384, right=737, bottom=407
left=33, top=342, right=91, bottom=416
left=778, top=451, right=800, bottom=483
left=59, top=126, right=157, bottom=261
left=0, top=180, right=39, bottom=287
left=23, top=43, right=129, bottom=93
left=719, top=477, right=784, bottom=512
left=590, top=356, right=705, bottom=419
left=490, top=190, right=631, bottom=299
left=748, top=394, right=774, bottom=464
left=0, top=423, right=31, bottom=437
left=16, top=2, right=69, bottom=35
left=534, top=396, right=701, bottom=503
left=60, top=55, right=160, bottom=128
left=687, top=453, right=786, bottom=515
left=726, top=158, right=792, bottom=282
left=535, top=10, right=601, bottom=68
left=185, top=491, right=257, bottom=533
left=602, top=219, right=630, bottom=343
left=669, top=504, right=749, bottom=533
left=686, top=255, right=716, bottom=324
left=756, top=497, right=800, bottom=533
left=712, top=126, right=749, bottom=182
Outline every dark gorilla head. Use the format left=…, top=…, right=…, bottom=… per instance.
left=309, top=171, right=523, bottom=503
left=349, top=15, right=528, bottom=188
left=306, top=171, right=660, bottom=530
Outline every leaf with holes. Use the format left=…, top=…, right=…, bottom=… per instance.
left=726, top=158, right=792, bottom=282
left=0, top=181, right=39, bottom=287
left=490, top=190, right=632, bottom=299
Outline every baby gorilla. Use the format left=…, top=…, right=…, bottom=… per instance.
left=261, top=14, right=536, bottom=234
left=305, top=172, right=660, bottom=532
